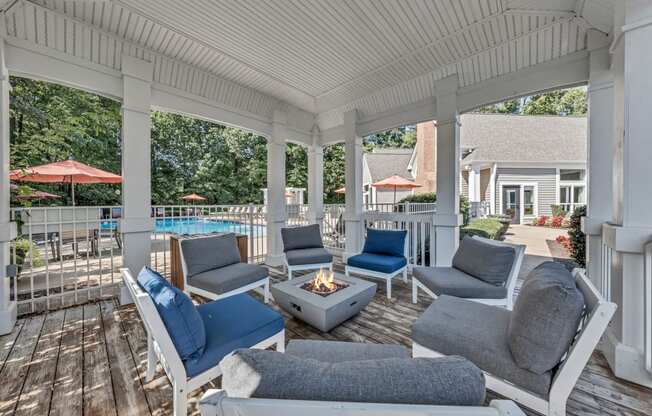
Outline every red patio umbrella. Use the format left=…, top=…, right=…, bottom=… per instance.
left=181, top=193, right=207, bottom=203
left=371, top=175, right=422, bottom=204
left=334, top=187, right=346, bottom=194
left=10, top=160, right=122, bottom=205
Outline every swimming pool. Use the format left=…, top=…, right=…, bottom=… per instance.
left=102, top=217, right=265, bottom=235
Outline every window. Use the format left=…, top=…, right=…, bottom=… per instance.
left=559, top=185, right=585, bottom=212
left=523, top=186, right=535, bottom=216
left=560, top=169, right=585, bottom=181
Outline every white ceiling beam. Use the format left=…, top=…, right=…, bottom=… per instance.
left=503, top=9, right=576, bottom=18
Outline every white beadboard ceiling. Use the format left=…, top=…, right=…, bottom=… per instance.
left=4, top=0, right=614, bottom=125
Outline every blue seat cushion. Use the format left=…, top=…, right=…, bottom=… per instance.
left=347, top=253, right=407, bottom=274
left=363, top=228, right=407, bottom=257
left=137, top=267, right=206, bottom=361
left=184, top=294, right=284, bottom=378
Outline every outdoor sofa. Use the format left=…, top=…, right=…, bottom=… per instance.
left=122, top=267, right=285, bottom=416
left=180, top=233, right=270, bottom=303
left=412, top=235, right=525, bottom=309
left=412, top=262, right=616, bottom=416
left=281, top=224, right=333, bottom=279
left=345, top=228, right=408, bottom=299
left=199, top=339, right=526, bottom=416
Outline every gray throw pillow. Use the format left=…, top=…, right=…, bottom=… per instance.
left=221, top=349, right=486, bottom=406
left=508, top=262, right=585, bottom=374
left=281, top=224, right=324, bottom=251
left=452, top=236, right=516, bottom=286
left=180, top=234, right=242, bottom=276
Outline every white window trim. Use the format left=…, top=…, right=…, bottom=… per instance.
left=498, top=182, right=539, bottom=224
left=558, top=181, right=587, bottom=211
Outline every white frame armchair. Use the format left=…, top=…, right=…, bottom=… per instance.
left=121, top=268, right=284, bottom=416
left=413, top=269, right=616, bottom=416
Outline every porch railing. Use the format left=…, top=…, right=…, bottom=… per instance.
left=322, top=204, right=346, bottom=251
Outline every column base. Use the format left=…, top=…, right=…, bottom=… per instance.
left=601, top=327, right=652, bottom=388
left=435, top=225, right=460, bottom=267
left=0, top=301, right=17, bottom=335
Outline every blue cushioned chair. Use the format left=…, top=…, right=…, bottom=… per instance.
left=345, top=228, right=408, bottom=299
left=122, top=267, right=285, bottom=416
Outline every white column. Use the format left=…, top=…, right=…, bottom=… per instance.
left=344, top=110, right=363, bottom=259
left=307, top=126, right=324, bottom=227
left=120, top=55, right=154, bottom=305
left=601, top=0, right=652, bottom=388
left=489, top=163, right=497, bottom=215
left=434, top=75, right=462, bottom=267
left=468, top=166, right=481, bottom=203
left=265, top=110, right=287, bottom=267
left=0, top=39, right=16, bottom=334
left=582, top=31, right=614, bottom=291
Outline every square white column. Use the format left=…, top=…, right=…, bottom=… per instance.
left=434, top=75, right=462, bottom=267
left=0, top=40, right=17, bottom=334
left=265, top=110, right=287, bottom=267
left=120, top=55, right=154, bottom=305
left=344, top=110, right=363, bottom=259
left=307, top=126, right=324, bottom=227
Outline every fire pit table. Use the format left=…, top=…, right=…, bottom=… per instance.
left=271, top=270, right=377, bottom=332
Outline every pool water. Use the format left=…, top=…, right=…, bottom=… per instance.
left=102, top=218, right=264, bottom=235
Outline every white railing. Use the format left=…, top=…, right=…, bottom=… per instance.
left=362, top=211, right=435, bottom=267
left=322, top=204, right=346, bottom=251
left=286, top=203, right=310, bottom=226
left=10, top=206, right=122, bottom=315
left=644, top=241, right=652, bottom=375
left=363, top=202, right=436, bottom=214
left=560, top=203, right=587, bottom=214
left=600, top=239, right=613, bottom=302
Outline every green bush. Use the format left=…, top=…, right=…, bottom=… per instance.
left=14, top=238, right=43, bottom=273
left=568, top=205, right=586, bottom=267
left=461, top=218, right=505, bottom=240
left=550, top=204, right=568, bottom=217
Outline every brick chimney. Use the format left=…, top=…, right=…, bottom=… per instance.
left=414, top=121, right=437, bottom=194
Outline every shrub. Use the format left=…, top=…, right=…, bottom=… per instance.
left=536, top=216, right=548, bottom=226
left=14, top=238, right=43, bottom=273
left=568, top=206, right=586, bottom=267
left=551, top=216, right=564, bottom=228
left=461, top=218, right=505, bottom=240
left=551, top=204, right=568, bottom=217
left=556, top=235, right=572, bottom=251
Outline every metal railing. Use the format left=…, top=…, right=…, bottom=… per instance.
left=10, top=206, right=122, bottom=315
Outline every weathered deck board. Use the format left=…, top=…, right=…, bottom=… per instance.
left=14, top=309, right=65, bottom=416
left=0, top=262, right=650, bottom=416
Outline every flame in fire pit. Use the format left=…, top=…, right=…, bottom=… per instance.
left=301, top=269, right=348, bottom=297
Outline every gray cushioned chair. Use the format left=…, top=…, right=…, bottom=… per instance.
left=412, top=235, right=525, bottom=309
left=180, top=233, right=270, bottom=302
left=412, top=262, right=617, bottom=416
left=199, top=340, right=526, bottom=416
left=281, top=224, right=333, bottom=280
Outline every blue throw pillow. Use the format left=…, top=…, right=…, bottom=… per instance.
left=363, top=228, right=407, bottom=258
left=137, top=267, right=206, bottom=361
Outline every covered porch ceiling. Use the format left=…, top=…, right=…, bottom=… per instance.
left=0, top=0, right=615, bottom=139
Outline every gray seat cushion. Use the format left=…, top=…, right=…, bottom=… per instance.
left=412, top=295, right=552, bottom=397
left=181, top=234, right=241, bottom=276
left=281, top=224, right=324, bottom=251
left=452, top=236, right=516, bottom=285
left=221, top=349, right=486, bottom=406
left=285, top=248, right=333, bottom=266
left=188, top=262, right=267, bottom=295
left=286, top=340, right=409, bottom=363
left=508, top=262, right=585, bottom=374
left=413, top=266, right=507, bottom=299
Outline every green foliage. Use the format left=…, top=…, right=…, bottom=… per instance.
left=550, top=204, right=568, bottom=218
left=323, top=143, right=345, bottom=203
left=365, top=126, right=416, bottom=149
left=473, top=87, right=587, bottom=116
left=568, top=205, right=586, bottom=267
left=461, top=218, right=505, bottom=240
left=476, top=99, right=522, bottom=114
left=14, top=238, right=43, bottom=273
left=399, top=192, right=436, bottom=203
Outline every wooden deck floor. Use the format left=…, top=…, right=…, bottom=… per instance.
left=1, top=262, right=651, bottom=416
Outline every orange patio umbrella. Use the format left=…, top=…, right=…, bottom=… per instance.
left=181, top=193, right=207, bottom=203
left=371, top=175, right=421, bottom=204
left=11, top=160, right=122, bottom=205
left=16, top=190, right=61, bottom=201
left=334, top=187, right=346, bottom=194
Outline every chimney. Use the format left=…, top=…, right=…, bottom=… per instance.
left=415, top=121, right=437, bottom=194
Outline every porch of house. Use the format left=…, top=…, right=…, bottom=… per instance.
left=3, top=260, right=652, bottom=416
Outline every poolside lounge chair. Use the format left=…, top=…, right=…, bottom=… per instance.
left=180, top=233, right=270, bottom=302
left=345, top=228, right=408, bottom=299
left=412, top=235, right=525, bottom=309
left=198, top=339, right=525, bottom=416
left=412, top=262, right=616, bottom=416
left=281, top=224, right=333, bottom=280
left=122, top=267, right=284, bottom=416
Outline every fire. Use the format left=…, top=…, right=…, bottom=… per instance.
left=301, top=269, right=348, bottom=297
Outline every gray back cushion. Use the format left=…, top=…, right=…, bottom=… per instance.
left=221, top=349, right=486, bottom=406
left=281, top=224, right=323, bottom=251
left=508, top=262, right=585, bottom=374
left=180, top=234, right=241, bottom=276
left=452, top=236, right=516, bottom=285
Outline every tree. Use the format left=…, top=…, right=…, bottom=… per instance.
left=473, top=87, right=587, bottom=116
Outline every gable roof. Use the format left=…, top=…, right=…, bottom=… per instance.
left=460, top=113, right=587, bottom=164
left=363, top=149, right=414, bottom=183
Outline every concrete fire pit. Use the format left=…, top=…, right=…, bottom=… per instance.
left=271, top=271, right=377, bottom=332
